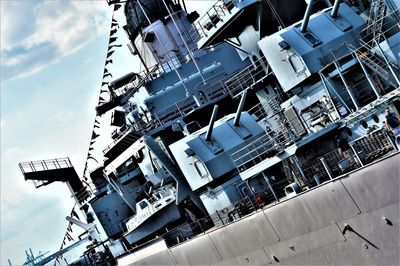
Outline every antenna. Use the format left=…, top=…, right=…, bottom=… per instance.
left=300, top=0, right=314, bottom=33
left=234, top=90, right=248, bottom=126
left=205, top=105, right=219, bottom=141
left=136, top=0, right=190, bottom=94
left=161, top=0, right=206, bottom=84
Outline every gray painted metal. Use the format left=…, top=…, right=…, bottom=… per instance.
left=291, top=180, right=360, bottom=231
left=214, top=248, right=271, bottom=265
left=169, top=234, right=222, bottom=265
left=208, top=211, right=279, bottom=259
left=320, top=224, right=399, bottom=265
left=128, top=154, right=400, bottom=265
left=132, top=251, right=176, bottom=266
left=272, top=249, right=331, bottom=265
left=263, top=198, right=311, bottom=240
left=336, top=202, right=399, bottom=241
left=263, top=224, right=345, bottom=262
left=340, top=155, right=400, bottom=212
left=264, top=180, right=360, bottom=239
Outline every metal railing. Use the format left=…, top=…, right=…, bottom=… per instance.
left=19, top=157, right=73, bottom=174
left=351, top=127, right=395, bottom=162
left=232, top=128, right=295, bottom=173
left=189, top=0, right=239, bottom=41
left=326, top=7, right=400, bottom=66
left=103, top=127, right=138, bottom=155
left=232, top=98, right=335, bottom=172
left=130, top=71, right=237, bottom=133
left=247, top=96, right=281, bottom=121
left=132, top=96, right=198, bottom=133
left=74, top=186, right=93, bottom=204
left=302, top=127, right=396, bottom=183
left=224, top=57, right=272, bottom=98
left=120, top=184, right=286, bottom=254
left=115, top=133, right=397, bottom=260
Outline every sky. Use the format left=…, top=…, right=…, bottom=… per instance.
left=0, top=0, right=209, bottom=264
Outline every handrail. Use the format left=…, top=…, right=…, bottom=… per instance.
left=114, top=146, right=398, bottom=260
left=188, top=0, right=239, bottom=40
left=19, top=157, right=72, bottom=174
left=232, top=104, right=337, bottom=172
left=302, top=127, right=395, bottom=182
left=321, top=9, right=400, bottom=72
left=130, top=70, right=238, bottom=133
left=103, top=127, right=137, bottom=155
left=224, top=56, right=271, bottom=97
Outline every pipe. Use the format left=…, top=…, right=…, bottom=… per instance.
left=109, top=72, right=137, bottom=90
left=331, top=0, right=341, bottom=18
left=320, top=157, right=333, bottom=179
left=300, top=0, right=314, bottom=33
left=161, top=0, right=206, bottom=84
left=136, top=1, right=190, bottom=94
left=234, top=90, right=248, bottom=126
left=205, top=105, right=218, bottom=141
left=66, top=216, right=91, bottom=231
left=262, top=173, right=278, bottom=202
left=29, top=248, right=34, bottom=260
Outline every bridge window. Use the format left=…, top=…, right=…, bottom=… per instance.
left=139, top=201, right=148, bottom=209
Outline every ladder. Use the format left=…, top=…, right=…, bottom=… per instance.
left=367, top=0, right=386, bottom=41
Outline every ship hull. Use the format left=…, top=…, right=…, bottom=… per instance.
left=124, top=203, right=182, bottom=245
left=119, top=153, right=400, bottom=265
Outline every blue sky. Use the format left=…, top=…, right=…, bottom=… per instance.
left=1, top=0, right=209, bottom=264
left=1, top=1, right=116, bottom=263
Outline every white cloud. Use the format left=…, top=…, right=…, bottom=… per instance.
left=0, top=0, right=111, bottom=80
left=52, top=111, right=76, bottom=123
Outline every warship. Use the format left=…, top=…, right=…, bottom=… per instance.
left=16, top=0, right=400, bottom=264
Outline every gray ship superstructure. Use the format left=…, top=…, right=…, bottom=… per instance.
left=17, top=0, right=400, bottom=265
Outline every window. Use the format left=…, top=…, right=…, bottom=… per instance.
left=194, top=160, right=208, bottom=178
left=139, top=201, right=148, bottom=209
left=361, top=120, right=368, bottom=129
left=372, top=114, right=379, bottom=123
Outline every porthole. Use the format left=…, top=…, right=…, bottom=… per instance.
left=372, top=114, right=379, bottom=123
left=286, top=186, right=294, bottom=193
left=361, top=120, right=368, bottom=129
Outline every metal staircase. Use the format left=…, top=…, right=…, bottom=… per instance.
left=354, top=49, right=399, bottom=88
left=103, top=128, right=142, bottom=162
